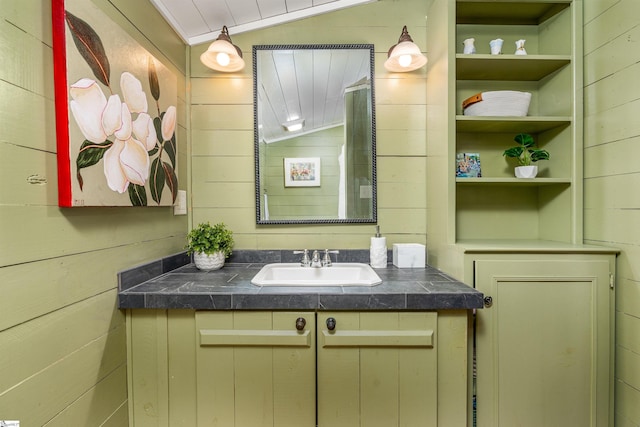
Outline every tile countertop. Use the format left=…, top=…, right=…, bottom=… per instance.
left=118, top=251, right=484, bottom=311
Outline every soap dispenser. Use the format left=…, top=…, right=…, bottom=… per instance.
left=370, top=226, right=387, bottom=268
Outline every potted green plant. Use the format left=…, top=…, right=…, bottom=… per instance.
left=186, top=222, right=234, bottom=271
left=503, top=133, right=550, bottom=178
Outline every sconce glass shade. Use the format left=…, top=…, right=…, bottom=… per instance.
left=200, top=26, right=245, bottom=72
left=384, top=26, right=427, bottom=72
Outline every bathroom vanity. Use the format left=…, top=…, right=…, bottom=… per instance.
left=119, top=253, right=483, bottom=427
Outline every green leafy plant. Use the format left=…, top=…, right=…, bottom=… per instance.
left=185, top=222, right=234, bottom=257
left=503, top=133, right=550, bottom=166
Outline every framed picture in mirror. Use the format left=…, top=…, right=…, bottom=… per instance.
left=284, top=158, right=321, bottom=187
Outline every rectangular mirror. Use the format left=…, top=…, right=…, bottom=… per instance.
left=253, top=44, right=376, bottom=224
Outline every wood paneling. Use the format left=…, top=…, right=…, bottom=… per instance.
left=584, top=0, right=640, bottom=424
left=0, top=0, right=187, bottom=425
left=189, top=0, right=429, bottom=248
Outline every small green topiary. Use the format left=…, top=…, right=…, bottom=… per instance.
left=185, top=222, right=234, bottom=258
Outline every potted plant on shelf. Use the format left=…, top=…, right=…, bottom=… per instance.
left=503, top=133, right=549, bottom=178
left=185, top=222, right=234, bottom=271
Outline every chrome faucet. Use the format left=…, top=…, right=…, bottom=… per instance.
left=293, top=249, right=339, bottom=267
left=322, top=249, right=339, bottom=267
left=310, top=250, right=322, bottom=268
left=293, top=249, right=311, bottom=267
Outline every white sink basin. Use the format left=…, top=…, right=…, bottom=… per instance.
left=251, top=263, right=382, bottom=286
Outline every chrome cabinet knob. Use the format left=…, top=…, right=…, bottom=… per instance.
left=484, top=296, right=493, bottom=308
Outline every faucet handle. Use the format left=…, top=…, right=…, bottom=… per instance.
left=322, top=249, right=339, bottom=267
left=293, top=249, right=311, bottom=267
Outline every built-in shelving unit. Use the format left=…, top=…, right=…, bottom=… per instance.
left=450, top=0, right=581, bottom=245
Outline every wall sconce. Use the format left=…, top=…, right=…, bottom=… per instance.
left=384, top=26, right=427, bottom=72
left=200, top=26, right=245, bottom=72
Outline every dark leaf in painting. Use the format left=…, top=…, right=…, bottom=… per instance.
left=148, top=56, right=160, bottom=101
left=150, top=157, right=166, bottom=205
left=65, top=11, right=111, bottom=87
left=77, top=170, right=84, bottom=191
left=76, top=139, right=111, bottom=169
left=162, top=162, right=178, bottom=203
left=128, top=184, right=147, bottom=206
left=153, top=116, right=162, bottom=143
left=165, top=134, right=177, bottom=168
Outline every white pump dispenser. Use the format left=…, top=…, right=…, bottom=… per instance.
left=370, top=226, right=387, bottom=268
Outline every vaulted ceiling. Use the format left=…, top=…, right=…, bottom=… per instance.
left=149, top=0, right=377, bottom=46
left=149, top=0, right=378, bottom=143
left=256, top=47, right=371, bottom=143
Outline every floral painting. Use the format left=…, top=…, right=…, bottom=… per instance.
left=284, top=158, right=321, bottom=187
left=52, top=0, right=178, bottom=207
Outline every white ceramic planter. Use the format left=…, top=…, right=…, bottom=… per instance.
left=193, top=251, right=225, bottom=271
left=515, top=165, right=538, bottom=178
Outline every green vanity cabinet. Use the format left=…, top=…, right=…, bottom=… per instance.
left=317, top=312, right=438, bottom=427
left=195, top=311, right=316, bottom=427
left=126, top=309, right=471, bottom=427
left=465, top=251, right=616, bottom=427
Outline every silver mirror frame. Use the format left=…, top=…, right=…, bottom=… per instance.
left=253, top=44, right=377, bottom=225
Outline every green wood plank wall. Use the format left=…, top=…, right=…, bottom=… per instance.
left=0, top=0, right=187, bottom=425
left=189, top=0, right=430, bottom=249
left=583, top=1, right=640, bottom=425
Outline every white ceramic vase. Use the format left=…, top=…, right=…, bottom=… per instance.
left=515, top=39, right=527, bottom=55
left=193, top=251, right=225, bottom=271
left=515, top=165, right=538, bottom=178
left=462, top=38, right=476, bottom=54
left=490, top=38, right=503, bottom=55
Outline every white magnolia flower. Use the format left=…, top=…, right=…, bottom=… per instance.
left=69, top=74, right=154, bottom=193
left=104, top=137, right=150, bottom=193
left=69, top=78, right=108, bottom=143
left=133, top=113, right=157, bottom=151
left=161, top=105, right=177, bottom=141
left=120, top=72, right=148, bottom=113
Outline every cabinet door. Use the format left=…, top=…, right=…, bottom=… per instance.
left=475, top=259, right=612, bottom=427
left=317, top=312, right=438, bottom=427
left=195, top=311, right=315, bottom=427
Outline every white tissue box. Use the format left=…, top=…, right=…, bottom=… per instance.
left=392, top=244, right=426, bottom=268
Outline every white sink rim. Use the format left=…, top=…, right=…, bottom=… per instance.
left=251, top=263, right=382, bottom=286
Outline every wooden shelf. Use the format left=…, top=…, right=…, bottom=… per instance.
left=456, top=116, right=571, bottom=133
left=456, top=55, right=571, bottom=81
left=456, top=177, right=571, bottom=185
left=456, top=1, right=570, bottom=25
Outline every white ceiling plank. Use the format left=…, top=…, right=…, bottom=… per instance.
left=285, top=0, right=313, bottom=12
left=293, top=50, right=315, bottom=130
left=185, top=0, right=377, bottom=45
left=258, top=0, right=288, bottom=18
left=148, top=0, right=208, bottom=43
left=228, top=0, right=262, bottom=25
left=192, top=0, right=235, bottom=32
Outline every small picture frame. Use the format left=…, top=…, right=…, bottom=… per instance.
left=456, top=153, right=482, bottom=178
left=284, top=157, right=321, bottom=187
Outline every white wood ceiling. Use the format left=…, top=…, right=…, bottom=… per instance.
left=256, top=47, right=371, bottom=143
left=149, top=0, right=377, bottom=45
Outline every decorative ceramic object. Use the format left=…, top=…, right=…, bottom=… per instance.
left=193, top=251, right=226, bottom=271
left=490, top=38, right=503, bottom=55
left=463, top=38, right=476, bottom=54
left=515, top=39, right=527, bottom=55
left=515, top=165, right=538, bottom=179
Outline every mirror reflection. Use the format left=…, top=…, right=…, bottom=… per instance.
left=253, top=44, right=376, bottom=224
